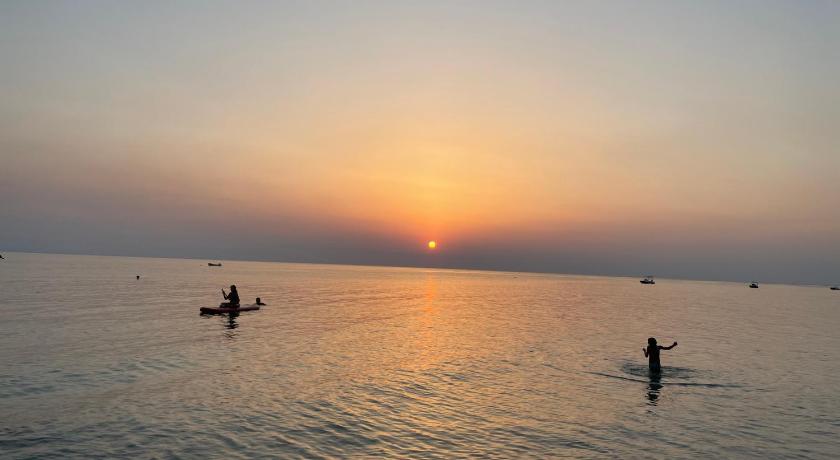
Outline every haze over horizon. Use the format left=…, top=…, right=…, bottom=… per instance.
left=2, top=1, right=839, bottom=284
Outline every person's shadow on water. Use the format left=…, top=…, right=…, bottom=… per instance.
left=226, top=312, right=239, bottom=329
left=647, top=371, right=663, bottom=405
left=221, top=312, right=239, bottom=339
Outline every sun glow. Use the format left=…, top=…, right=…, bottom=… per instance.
left=428, top=240, right=437, bottom=249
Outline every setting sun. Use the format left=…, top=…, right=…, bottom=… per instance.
left=428, top=241, right=437, bottom=250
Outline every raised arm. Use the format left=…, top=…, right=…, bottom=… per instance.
left=642, top=347, right=648, bottom=357
left=661, top=342, right=678, bottom=350
left=222, top=289, right=229, bottom=300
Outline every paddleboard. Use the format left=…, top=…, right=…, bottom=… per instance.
left=200, top=305, right=260, bottom=314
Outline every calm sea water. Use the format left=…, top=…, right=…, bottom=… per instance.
left=1, top=252, right=839, bottom=458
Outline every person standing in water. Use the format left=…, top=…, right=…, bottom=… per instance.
left=643, top=337, right=677, bottom=373
left=221, top=285, right=240, bottom=307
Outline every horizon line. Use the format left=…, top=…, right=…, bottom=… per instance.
left=2, top=249, right=834, bottom=289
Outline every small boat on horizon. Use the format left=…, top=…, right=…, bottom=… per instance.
left=208, top=262, right=222, bottom=267
left=831, top=286, right=839, bottom=291
left=749, top=282, right=759, bottom=288
left=640, top=276, right=655, bottom=285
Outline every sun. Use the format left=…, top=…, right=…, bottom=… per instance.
left=427, top=240, right=437, bottom=250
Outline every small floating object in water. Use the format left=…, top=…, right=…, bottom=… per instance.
left=640, top=276, right=655, bottom=285
left=749, top=282, right=759, bottom=288
left=831, top=286, right=839, bottom=291
left=208, top=262, right=222, bottom=267
left=136, top=275, right=140, bottom=280
left=200, top=304, right=261, bottom=315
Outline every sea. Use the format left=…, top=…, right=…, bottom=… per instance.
left=1, top=252, right=838, bottom=459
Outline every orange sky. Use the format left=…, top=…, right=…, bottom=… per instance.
left=1, top=1, right=839, bottom=282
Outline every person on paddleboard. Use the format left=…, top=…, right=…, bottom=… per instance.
left=221, top=285, right=240, bottom=307
left=643, top=337, right=677, bottom=373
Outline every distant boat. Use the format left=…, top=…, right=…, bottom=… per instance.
left=640, top=276, right=655, bottom=285
left=831, top=286, right=839, bottom=291
left=208, top=263, right=222, bottom=267
left=749, top=282, right=759, bottom=288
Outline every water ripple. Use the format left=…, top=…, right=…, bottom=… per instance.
left=1, top=254, right=839, bottom=458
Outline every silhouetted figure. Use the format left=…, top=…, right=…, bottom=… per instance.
left=136, top=275, right=140, bottom=280
left=221, top=285, right=240, bottom=307
left=643, top=337, right=677, bottom=373
left=255, top=297, right=266, bottom=306
left=0, top=254, right=4, bottom=259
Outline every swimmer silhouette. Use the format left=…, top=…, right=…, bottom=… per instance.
left=255, top=297, right=266, bottom=306
left=136, top=275, right=140, bottom=280
left=643, top=337, right=677, bottom=373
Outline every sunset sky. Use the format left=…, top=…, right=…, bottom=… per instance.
left=1, top=1, right=838, bottom=283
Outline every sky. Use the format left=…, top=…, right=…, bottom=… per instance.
left=1, top=1, right=838, bottom=284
